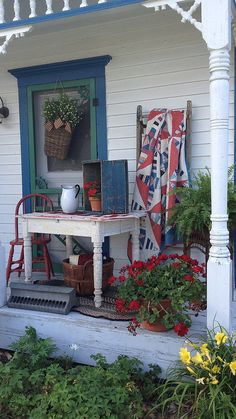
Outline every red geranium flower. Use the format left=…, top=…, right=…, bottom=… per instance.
left=127, top=318, right=141, bottom=335
left=158, top=254, right=169, bottom=261
left=190, top=259, right=198, bottom=266
left=88, top=188, right=98, bottom=197
left=133, top=261, right=145, bottom=269
left=149, top=255, right=160, bottom=265
left=171, top=262, right=181, bottom=269
left=168, top=253, right=179, bottom=259
left=119, top=275, right=126, bottom=282
left=146, top=262, right=155, bottom=271
left=192, top=265, right=204, bottom=274
left=184, top=274, right=195, bottom=282
left=173, top=322, right=189, bottom=337
left=115, top=298, right=126, bottom=312
left=136, top=279, right=144, bottom=286
left=179, top=254, right=191, bottom=263
left=107, top=275, right=116, bottom=285
left=128, top=300, right=140, bottom=311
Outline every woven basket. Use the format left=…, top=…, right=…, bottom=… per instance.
left=44, top=126, right=72, bottom=160
left=63, top=257, right=114, bottom=296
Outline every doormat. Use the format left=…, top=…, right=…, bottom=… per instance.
left=73, top=287, right=135, bottom=321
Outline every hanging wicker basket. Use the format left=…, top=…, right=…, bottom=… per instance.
left=44, top=119, right=73, bottom=160
left=63, top=257, right=114, bottom=296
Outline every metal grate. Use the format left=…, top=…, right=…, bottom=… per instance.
left=8, top=282, right=78, bottom=315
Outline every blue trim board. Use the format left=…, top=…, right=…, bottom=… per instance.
left=0, top=0, right=143, bottom=31
left=9, top=55, right=111, bottom=196
left=18, top=86, right=31, bottom=197
left=9, top=56, right=112, bottom=85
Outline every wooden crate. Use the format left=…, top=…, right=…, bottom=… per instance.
left=82, top=160, right=129, bottom=214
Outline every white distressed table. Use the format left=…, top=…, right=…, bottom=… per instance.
left=20, top=211, right=146, bottom=308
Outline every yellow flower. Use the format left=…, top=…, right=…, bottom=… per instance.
left=186, top=366, right=196, bottom=375
left=179, top=348, right=191, bottom=365
left=200, top=344, right=209, bottom=355
left=192, top=352, right=203, bottom=365
left=229, top=361, right=236, bottom=375
left=215, top=332, right=228, bottom=346
left=196, top=377, right=205, bottom=385
left=208, top=373, right=219, bottom=385
left=201, top=361, right=211, bottom=372
left=212, top=365, right=220, bottom=374
left=210, top=378, right=219, bottom=385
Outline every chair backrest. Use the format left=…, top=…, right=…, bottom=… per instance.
left=14, top=193, right=53, bottom=241
left=183, top=230, right=210, bottom=270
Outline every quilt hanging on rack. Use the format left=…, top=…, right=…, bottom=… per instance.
left=131, top=108, right=189, bottom=260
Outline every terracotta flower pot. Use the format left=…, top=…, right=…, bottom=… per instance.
left=89, top=197, right=101, bottom=212
left=142, top=299, right=172, bottom=333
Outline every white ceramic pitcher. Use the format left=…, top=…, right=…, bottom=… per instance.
left=60, top=184, right=80, bottom=214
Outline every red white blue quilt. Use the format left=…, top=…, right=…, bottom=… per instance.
left=132, top=109, right=189, bottom=259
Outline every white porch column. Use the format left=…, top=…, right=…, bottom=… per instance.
left=202, top=0, right=232, bottom=331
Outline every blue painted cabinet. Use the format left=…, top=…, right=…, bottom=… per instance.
left=83, top=160, right=129, bottom=214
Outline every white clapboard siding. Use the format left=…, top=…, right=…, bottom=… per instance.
left=0, top=10, right=234, bottom=275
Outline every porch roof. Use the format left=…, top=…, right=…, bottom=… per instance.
left=0, top=0, right=211, bottom=33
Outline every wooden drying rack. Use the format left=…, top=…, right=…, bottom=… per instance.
left=136, top=101, right=192, bottom=169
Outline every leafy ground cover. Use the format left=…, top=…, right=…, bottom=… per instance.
left=0, top=327, right=161, bottom=419
left=1, top=327, right=236, bottom=419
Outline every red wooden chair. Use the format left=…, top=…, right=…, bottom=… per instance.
left=6, top=193, right=54, bottom=283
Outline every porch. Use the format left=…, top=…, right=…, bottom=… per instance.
left=0, top=0, right=235, bottom=375
left=0, top=293, right=236, bottom=376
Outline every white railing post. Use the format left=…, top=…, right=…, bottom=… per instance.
left=45, top=0, right=53, bottom=14
left=202, top=0, right=232, bottom=332
left=13, top=0, right=20, bottom=21
left=63, top=0, right=70, bottom=11
left=29, top=0, right=36, bottom=18
left=80, top=0, right=88, bottom=7
left=0, top=0, right=5, bottom=24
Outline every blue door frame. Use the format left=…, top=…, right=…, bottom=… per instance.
left=9, top=55, right=111, bottom=197
left=9, top=55, right=112, bottom=257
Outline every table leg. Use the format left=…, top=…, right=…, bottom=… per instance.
left=23, top=220, right=32, bottom=282
left=132, top=219, right=140, bottom=262
left=92, top=238, right=103, bottom=308
left=66, top=235, right=73, bottom=258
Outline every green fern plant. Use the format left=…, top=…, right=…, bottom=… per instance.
left=168, top=167, right=236, bottom=243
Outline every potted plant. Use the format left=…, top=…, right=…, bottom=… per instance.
left=43, top=92, right=85, bottom=160
left=112, top=253, right=206, bottom=336
left=168, top=168, right=236, bottom=257
left=83, top=180, right=101, bottom=211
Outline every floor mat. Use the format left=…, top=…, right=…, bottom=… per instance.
left=73, top=287, right=135, bottom=321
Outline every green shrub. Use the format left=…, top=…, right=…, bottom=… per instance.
left=151, top=327, right=236, bottom=419
left=0, top=327, right=161, bottom=419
